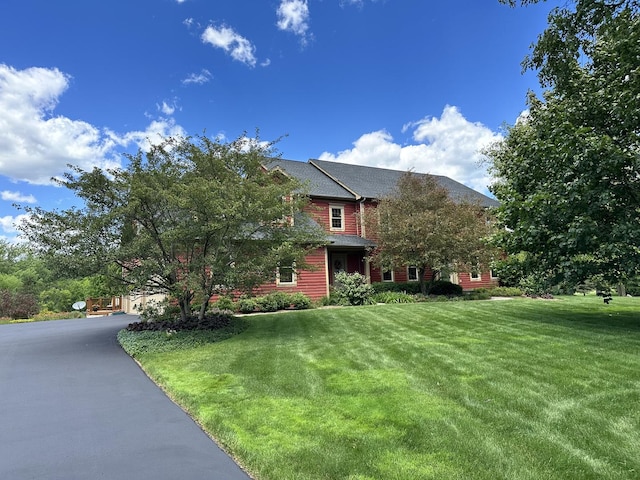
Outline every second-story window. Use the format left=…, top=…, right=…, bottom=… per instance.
left=330, top=205, right=345, bottom=231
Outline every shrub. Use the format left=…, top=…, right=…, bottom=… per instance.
left=137, top=298, right=180, bottom=323
left=320, top=294, right=340, bottom=306
left=334, top=272, right=375, bottom=306
left=213, top=295, right=235, bottom=312
left=240, top=292, right=313, bottom=313
left=238, top=297, right=258, bottom=314
left=371, top=282, right=421, bottom=294
left=372, top=291, right=416, bottom=304
left=256, top=294, right=280, bottom=312
left=0, top=290, right=39, bottom=319
left=127, top=308, right=235, bottom=332
left=465, top=290, right=492, bottom=300
left=428, top=280, right=463, bottom=296
left=372, top=280, right=462, bottom=297
left=32, top=310, right=85, bottom=321
left=118, top=317, right=249, bottom=357
left=290, top=292, right=312, bottom=310
left=487, top=286, right=523, bottom=297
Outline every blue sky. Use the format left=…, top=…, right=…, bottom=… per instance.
left=0, top=0, right=558, bottom=241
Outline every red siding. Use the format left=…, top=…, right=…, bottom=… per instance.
left=457, top=271, right=499, bottom=291
left=370, top=265, right=435, bottom=284
left=308, top=200, right=359, bottom=236
left=254, top=247, right=329, bottom=300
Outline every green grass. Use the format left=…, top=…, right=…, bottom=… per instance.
left=121, top=296, right=640, bottom=480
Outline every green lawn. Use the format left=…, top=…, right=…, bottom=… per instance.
left=120, top=296, right=640, bottom=480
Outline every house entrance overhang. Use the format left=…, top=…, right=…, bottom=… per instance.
left=326, top=235, right=375, bottom=285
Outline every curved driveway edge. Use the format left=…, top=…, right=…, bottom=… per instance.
left=0, top=315, right=252, bottom=480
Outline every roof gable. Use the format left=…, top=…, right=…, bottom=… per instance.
left=265, top=158, right=356, bottom=200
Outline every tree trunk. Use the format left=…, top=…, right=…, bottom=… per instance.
left=197, top=299, right=209, bottom=321
left=617, top=282, right=626, bottom=297
left=424, top=268, right=439, bottom=295
left=177, top=294, right=192, bottom=322
left=418, top=266, right=427, bottom=295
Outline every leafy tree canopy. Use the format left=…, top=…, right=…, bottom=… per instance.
left=365, top=173, right=497, bottom=294
left=487, top=0, right=640, bottom=288
left=19, top=132, right=325, bottom=321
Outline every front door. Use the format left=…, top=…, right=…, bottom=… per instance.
left=331, top=253, right=347, bottom=284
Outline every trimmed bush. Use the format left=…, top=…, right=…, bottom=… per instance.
left=238, top=297, right=258, bottom=314
left=256, top=294, right=281, bottom=312
left=428, top=280, right=463, bottom=296
left=465, top=290, right=492, bottom=300
left=334, top=272, right=374, bottom=306
left=213, top=295, right=235, bottom=311
left=487, top=286, right=523, bottom=297
left=290, top=292, right=312, bottom=310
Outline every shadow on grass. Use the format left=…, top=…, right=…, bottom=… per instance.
left=517, top=298, right=640, bottom=335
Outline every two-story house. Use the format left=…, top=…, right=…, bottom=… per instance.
left=254, top=158, right=500, bottom=300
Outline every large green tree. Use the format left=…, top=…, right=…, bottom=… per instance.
left=20, top=133, right=324, bottom=321
left=487, top=0, right=640, bottom=287
left=365, top=173, right=496, bottom=295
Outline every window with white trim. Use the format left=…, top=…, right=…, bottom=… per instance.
left=490, top=269, right=498, bottom=280
left=329, top=205, right=345, bottom=231
left=382, top=269, right=394, bottom=282
left=407, top=266, right=419, bottom=282
left=470, top=270, right=481, bottom=281
left=277, top=264, right=296, bottom=286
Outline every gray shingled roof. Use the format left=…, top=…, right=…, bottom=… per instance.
left=266, top=158, right=355, bottom=200
left=327, top=234, right=377, bottom=248
left=310, top=159, right=499, bottom=208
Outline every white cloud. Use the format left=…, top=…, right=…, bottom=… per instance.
left=107, top=118, right=186, bottom=153
left=339, top=0, right=379, bottom=7
left=182, top=69, right=212, bottom=85
left=0, top=64, right=186, bottom=185
left=1, top=191, right=37, bottom=204
left=157, top=100, right=179, bottom=116
left=0, top=214, right=29, bottom=235
left=277, top=0, right=310, bottom=43
left=319, top=105, right=502, bottom=194
left=201, top=25, right=257, bottom=67
left=159, top=102, right=174, bottom=116
left=0, top=64, right=121, bottom=184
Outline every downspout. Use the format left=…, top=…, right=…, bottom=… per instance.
left=360, top=198, right=371, bottom=283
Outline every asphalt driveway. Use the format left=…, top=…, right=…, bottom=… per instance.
left=0, top=315, right=252, bottom=480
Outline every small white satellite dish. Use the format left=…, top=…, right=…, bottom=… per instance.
left=72, top=301, right=87, bottom=311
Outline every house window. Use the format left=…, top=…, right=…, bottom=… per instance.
left=407, top=266, right=418, bottom=282
left=470, top=270, right=481, bottom=281
left=277, top=264, right=296, bottom=286
left=382, top=269, right=394, bottom=282
left=330, top=205, right=345, bottom=231
left=490, top=270, right=498, bottom=280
